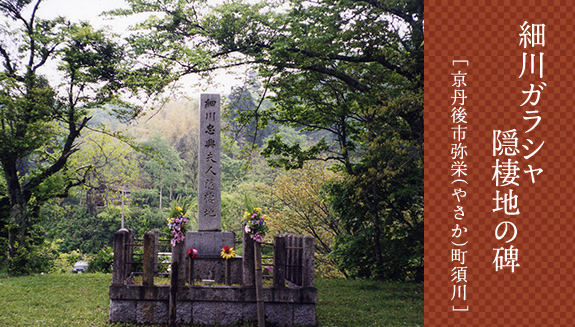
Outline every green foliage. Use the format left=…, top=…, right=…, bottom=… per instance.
left=87, top=246, right=114, bottom=273
left=0, top=193, right=9, bottom=270
left=68, top=131, right=140, bottom=212
left=168, top=196, right=194, bottom=218
left=41, top=204, right=116, bottom=254
left=5, top=238, right=59, bottom=276
left=130, top=188, right=160, bottom=207
left=225, top=87, right=277, bottom=150
left=141, top=134, right=185, bottom=209
left=41, top=200, right=171, bottom=256
left=0, top=0, right=168, bottom=275
left=328, top=171, right=424, bottom=281
left=263, top=162, right=345, bottom=278
left=221, top=153, right=248, bottom=191
left=129, top=206, right=169, bottom=238
left=52, top=247, right=91, bottom=273
left=116, top=0, right=424, bottom=281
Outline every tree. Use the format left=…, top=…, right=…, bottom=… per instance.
left=0, top=0, right=168, bottom=274
left=68, top=131, right=140, bottom=213
left=225, top=86, right=277, bottom=151
left=141, top=134, right=184, bottom=209
left=116, top=0, right=423, bottom=280
left=263, top=162, right=345, bottom=277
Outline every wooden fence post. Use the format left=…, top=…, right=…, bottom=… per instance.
left=242, top=227, right=255, bottom=286
left=273, top=235, right=286, bottom=288
left=286, top=235, right=293, bottom=283
left=112, top=229, right=129, bottom=285
left=302, top=235, right=315, bottom=287
left=169, top=241, right=184, bottom=327
left=143, top=231, right=156, bottom=286
left=254, top=241, right=265, bottom=327
left=151, top=229, right=159, bottom=275
left=125, top=229, right=134, bottom=280
left=295, top=235, right=303, bottom=285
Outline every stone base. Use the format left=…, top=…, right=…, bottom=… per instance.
left=185, top=231, right=235, bottom=257
left=110, top=299, right=316, bottom=326
left=109, top=285, right=318, bottom=326
left=187, top=257, right=242, bottom=284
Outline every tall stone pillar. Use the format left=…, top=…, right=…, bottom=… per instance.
left=198, top=93, right=222, bottom=231
left=187, top=94, right=234, bottom=258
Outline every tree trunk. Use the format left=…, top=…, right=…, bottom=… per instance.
left=367, top=127, right=384, bottom=277
left=2, top=158, right=28, bottom=264
left=369, top=206, right=384, bottom=275
left=159, top=184, right=163, bottom=210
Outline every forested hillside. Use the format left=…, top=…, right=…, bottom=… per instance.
left=40, top=93, right=281, bottom=253
left=1, top=0, right=423, bottom=281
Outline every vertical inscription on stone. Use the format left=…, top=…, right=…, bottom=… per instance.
left=198, top=94, right=221, bottom=231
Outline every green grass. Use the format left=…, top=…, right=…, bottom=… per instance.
left=0, top=273, right=111, bottom=326
left=315, top=279, right=423, bottom=327
left=0, top=273, right=423, bottom=327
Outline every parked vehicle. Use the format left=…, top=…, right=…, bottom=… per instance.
left=72, top=261, right=89, bottom=273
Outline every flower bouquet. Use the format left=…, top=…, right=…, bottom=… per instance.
left=243, top=208, right=269, bottom=243
left=167, top=204, right=188, bottom=246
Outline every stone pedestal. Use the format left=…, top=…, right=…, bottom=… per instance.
left=185, top=231, right=235, bottom=257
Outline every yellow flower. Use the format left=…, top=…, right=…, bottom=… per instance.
left=243, top=212, right=251, bottom=220
left=176, top=206, right=183, bottom=212
left=255, top=207, right=262, bottom=214
left=220, top=246, right=236, bottom=260
left=167, top=218, right=174, bottom=223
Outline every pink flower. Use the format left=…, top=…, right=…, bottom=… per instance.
left=251, top=232, right=264, bottom=243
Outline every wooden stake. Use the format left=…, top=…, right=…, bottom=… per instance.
left=254, top=242, right=265, bottom=327
left=225, top=259, right=231, bottom=286
left=189, top=258, right=194, bottom=285
left=169, top=242, right=183, bottom=327
left=169, top=260, right=178, bottom=327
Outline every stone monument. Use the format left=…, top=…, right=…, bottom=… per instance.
left=186, top=94, right=235, bottom=257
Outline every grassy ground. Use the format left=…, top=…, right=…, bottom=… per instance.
left=315, top=279, right=423, bottom=327
left=0, top=273, right=423, bottom=327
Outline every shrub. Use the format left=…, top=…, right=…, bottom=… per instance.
left=131, top=189, right=160, bottom=207
left=53, top=248, right=91, bottom=273
left=88, top=246, right=114, bottom=273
